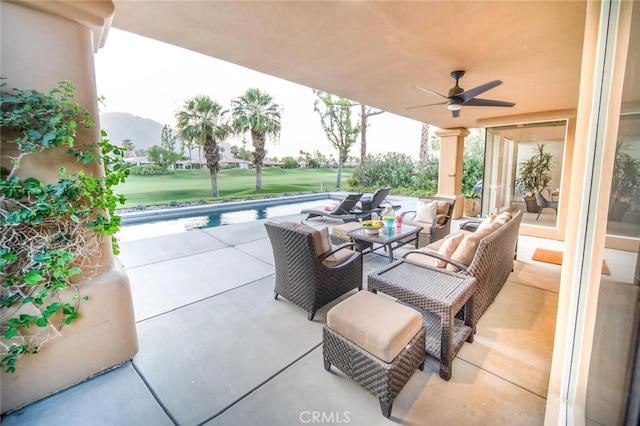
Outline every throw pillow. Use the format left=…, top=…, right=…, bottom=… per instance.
left=437, top=232, right=465, bottom=268
left=494, top=211, right=513, bottom=226
left=447, top=225, right=497, bottom=271
left=281, top=221, right=329, bottom=258
left=416, top=199, right=438, bottom=223
left=436, top=200, right=450, bottom=225
left=318, top=226, right=336, bottom=261
left=475, top=215, right=495, bottom=232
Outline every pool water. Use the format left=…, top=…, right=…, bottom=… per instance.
left=116, top=199, right=333, bottom=242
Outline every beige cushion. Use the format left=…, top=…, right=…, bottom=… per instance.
left=437, top=232, right=465, bottom=267
left=475, top=215, right=495, bottom=232
left=327, top=291, right=423, bottom=363
left=436, top=200, right=450, bottom=225
left=330, top=222, right=361, bottom=240
left=404, top=219, right=432, bottom=235
left=494, top=211, right=513, bottom=226
left=404, top=247, right=439, bottom=267
left=281, top=221, right=333, bottom=259
left=448, top=223, right=500, bottom=271
left=425, top=230, right=469, bottom=252
left=416, top=199, right=438, bottom=223
left=322, top=247, right=356, bottom=266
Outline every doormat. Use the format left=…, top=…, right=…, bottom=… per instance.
left=532, top=248, right=610, bottom=275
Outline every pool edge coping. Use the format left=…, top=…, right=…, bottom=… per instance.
left=117, top=192, right=346, bottom=225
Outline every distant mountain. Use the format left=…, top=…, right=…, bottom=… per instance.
left=100, top=112, right=163, bottom=151
left=99, top=111, right=231, bottom=158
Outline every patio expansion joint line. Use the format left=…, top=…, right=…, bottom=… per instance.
left=196, top=342, right=323, bottom=425
left=509, top=279, right=561, bottom=295
left=130, top=361, right=180, bottom=425
left=122, top=245, right=235, bottom=270
left=135, top=273, right=276, bottom=325
left=456, top=357, right=548, bottom=400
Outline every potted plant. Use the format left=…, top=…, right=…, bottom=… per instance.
left=463, top=191, right=481, bottom=217
left=515, top=144, right=555, bottom=213
left=609, top=139, right=640, bottom=221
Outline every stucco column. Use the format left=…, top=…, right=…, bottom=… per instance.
left=435, top=128, right=469, bottom=219
left=1, top=1, right=138, bottom=414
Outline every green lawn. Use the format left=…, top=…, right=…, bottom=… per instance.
left=118, top=167, right=353, bottom=208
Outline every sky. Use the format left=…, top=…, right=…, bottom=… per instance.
left=94, top=28, right=424, bottom=160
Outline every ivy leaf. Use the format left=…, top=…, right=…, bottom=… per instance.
left=24, top=270, right=44, bottom=285
left=4, top=328, right=17, bottom=339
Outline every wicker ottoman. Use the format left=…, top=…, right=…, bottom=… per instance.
left=323, top=290, right=426, bottom=418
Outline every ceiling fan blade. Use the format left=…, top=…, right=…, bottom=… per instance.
left=405, top=101, right=447, bottom=110
left=458, top=80, right=502, bottom=102
left=452, top=109, right=460, bottom=118
left=412, top=85, right=449, bottom=100
left=463, top=98, right=515, bottom=107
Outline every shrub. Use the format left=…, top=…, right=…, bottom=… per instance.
left=129, top=164, right=173, bottom=175
left=349, top=152, right=415, bottom=188
left=282, top=156, right=298, bottom=169
left=413, top=157, right=439, bottom=192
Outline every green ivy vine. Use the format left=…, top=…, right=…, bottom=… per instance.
left=0, top=80, right=129, bottom=373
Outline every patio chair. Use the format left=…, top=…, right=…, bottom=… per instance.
left=264, top=221, right=363, bottom=320
left=356, top=187, right=400, bottom=220
left=301, top=193, right=363, bottom=222
left=535, top=191, right=558, bottom=220
left=399, top=196, right=455, bottom=247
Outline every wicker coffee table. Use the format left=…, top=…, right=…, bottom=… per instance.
left=368, top=260, right=477, bottom=380
left=348, top=224, right=422, bottom=263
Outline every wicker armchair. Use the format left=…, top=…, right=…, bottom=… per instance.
left=400, top=196, right=455, bottom=247
left=265, top=221, right=363, bottom=320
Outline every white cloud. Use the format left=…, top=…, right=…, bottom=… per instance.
left=94, top=28, right=423, bottom=159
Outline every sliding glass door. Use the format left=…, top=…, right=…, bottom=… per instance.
left=482, top=120, right=567, bottom=229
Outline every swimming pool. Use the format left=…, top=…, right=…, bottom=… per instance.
left=116, top=194, right=341, bottom=241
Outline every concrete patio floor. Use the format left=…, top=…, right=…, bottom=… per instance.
left=3, top=199, right=568, bottom=426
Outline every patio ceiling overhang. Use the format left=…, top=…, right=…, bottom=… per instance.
left=111, top=0, right=588, bottom=130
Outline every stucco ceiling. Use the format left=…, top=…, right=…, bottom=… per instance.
left=111, top=0, right=588, bottom=130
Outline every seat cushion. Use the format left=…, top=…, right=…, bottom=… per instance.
left=330, top=222, right=362, bottom=240
left=404, top=247, right=439, bottom=267
left=404, top=219, right=432, bottom=235
left=322, top=247, right=357, bottom=267
left=327, top=291, right=423, bottom=363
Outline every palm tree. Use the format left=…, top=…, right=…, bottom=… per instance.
left=175, top=95, right=230, bottom=197
left=231, top=88, right=282, bottom=191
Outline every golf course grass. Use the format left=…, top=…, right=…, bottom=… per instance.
left=118, top=167, right=354, bottom=208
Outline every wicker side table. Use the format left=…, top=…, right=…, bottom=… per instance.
left=368, top=260, right=476, bottom=381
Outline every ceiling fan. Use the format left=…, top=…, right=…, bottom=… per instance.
left=407, top=70, right=515, bottom=117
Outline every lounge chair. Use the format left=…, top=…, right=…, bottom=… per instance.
left=301, top=193, right=363, bottom=222
left=355, top=187, right=400, bottom=220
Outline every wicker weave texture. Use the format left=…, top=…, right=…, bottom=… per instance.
left=323, top=325, right=425, bottom=417
left=463, top=209, right=522, bottom=325
left=265, top=222, right=362, bottom=320
left=368, top=262, right=475, bottom=380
